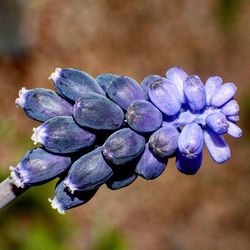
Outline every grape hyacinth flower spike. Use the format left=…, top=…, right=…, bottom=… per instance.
left=0, top=65, right=242, bottom=214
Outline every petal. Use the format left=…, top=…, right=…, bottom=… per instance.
left=204, top=129, right=231, bottom=163
left=221, top=100, right=239, bottom=116
left=227, top=121, right=242, bottom=138
left=141, top=75, right=163, bottom=100
left=205, top=76, right=222, bottom=106
left=205, top=112, right=229, bottom=134
left=210, top=83, right=237, bottom=107
left=166, top=67, right=187, bottom=103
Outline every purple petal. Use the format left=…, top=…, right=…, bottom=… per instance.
left=205, top=76, right=222, bottom=106
left=210, top=83, right=237, bottom=107
left=204, top=129, right=231, bottom=163
left=176, top=151, right=202, bottom=175
left=221, top=100, right=239, bottom=116
left=227, top=121, right=242, bottom=138
left=166, top=67, right=187, bottom=103
left=205, top=112, right=229, bottom=134
left=183, top=75, right=206, bottom=112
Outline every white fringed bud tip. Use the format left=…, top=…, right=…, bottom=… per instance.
left=31, top=126, right=47, bottom=145
left=63, top=179, right=76, bottom=194
left=48, top=197, right=65, bottom=214
left=49, top=68, right=62, bottom=81
left=15, top=87, right=28, bottom=108
left=9, top=166, right=25, bottom=188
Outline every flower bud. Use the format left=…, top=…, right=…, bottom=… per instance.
left=141, top=75, right=163, bottom=100
left=227, top=121, right=242, bottom=138
left=15, top=88, right=72, bottom=122
left=176, top=151, right=202, bottom=175
left=31, top=116, right=96, bottom=154
left=102, top=128, right=145, bottom=165
left=149, top=125, right=179, bottom=157
left=10, top=148, right=71, bottom=188
left=96, top=73, right=120, bottom=92
left=64, top=147, right=113, bottom=193
left=49, top=179, right=97, bottom=214
left=205, top=112, right=229, bottom=134
left=148, top=79, right=181, bottom=116
left=183, top=75, right=206, bottom=112
left=210, top=83, right=237, bottom=107
left=221, top=100, right=239, bottom=116
left=107, top=76, right=145, bottom=110
left=204, top=129, right=231, bottom=163
left=73, top=93, right=124, bottom=130
left=166, top=66, right=187, bottom=103
left=49, top=68, right=104, bottom=102
left=135, top=144, right=167, bottom=180
left=205, top=76, right=222, bottom=106
left=126, top=100, right=162, bottom=133
left=227, top=115, right=239, bottom=123
left=178, top=122, right=203, bottom=159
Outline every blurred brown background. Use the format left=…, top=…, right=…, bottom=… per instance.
left=0, top=0, right=249, bottom=249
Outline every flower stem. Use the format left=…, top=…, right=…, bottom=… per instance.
left=0, top=176, right=29, bottom=210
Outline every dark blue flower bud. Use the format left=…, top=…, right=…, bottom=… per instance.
left=106, top=168, right=137, bottom=190
left=73, top=93, right=124, bottom=130
left=176, top=151, right=202, bottom=175
left=178, top=122, right=203, bottom=159
left=126, top=100, right=162, bottom=133
left=102, top=128, right=145, bottom=165
left=64, top=147, right=113, bottom=193
left=204, top=129, right=231, bottom=163
left=148, top=79, right=181, bottom=116
left=221, top=100, right=239, bottom=116
left=10, top=148, right=71, bottom=188
left=149, top=125, right=179, bottom=157
left=205, top=112, right=229, bottom=134
left=15, top=87, right=73, bottom=122
left=183, top=75, right=206, bottom=112
left=49, top=180, right=97, bottom=214
left=227, top=115, right=239, bottom=123
left=166, top=66, right=187, bottom=103
left=141, top=75, right=163, bottom=100
left=96, top=73, right=120, bottom=92
left=49, top=68, right=105, bottom=102
left=205, top=76, right=222, bottom=106
left=31, top=116, right=96, bottom=154
left=210, top=83, right=237, bottom=107
left=227, top=121, right=242, bottom=138
left=135, top=143, right=167, bottom=180
left=107, top=76, right=146, bottom=110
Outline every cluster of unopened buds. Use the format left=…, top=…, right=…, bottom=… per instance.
left=10, top=66, right=242, bottom=214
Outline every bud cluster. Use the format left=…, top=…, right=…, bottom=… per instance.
left=10, top=67, right=242, bottom=213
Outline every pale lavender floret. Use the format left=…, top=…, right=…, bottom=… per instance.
left=210, top=83, right=237, bottom=107
left=141, top=75, right=163, bottom=100
left=205, top=112, right=229, bottom=134
left=227, top=115, right=239, bottom=123
left=205, top=76, right=223, bottom=106
left=204, top=129, right=231, bottom=163
left=166, top=66, right=187, bottom=103
left=149, top=79, right=182, bottom=116
left=176, top=151, right=202, bottom=175
left=10, top=148, right=71, bottom=188
left=178, top=122, right=203, bottom=159
left=135, top=143, right=167, bottom=180
left=227, top=121, right=242, bottom=138
left=31, top=116, right=96, bottom=154
left=64, top=147, right=113, bottom=193
left=149, top=125, right=179, bottom=157
left=183, top=75, right=206, bottom=112
left=49, top=179, right=97, bottom=214
left=221, top=100, right=239, bottom=116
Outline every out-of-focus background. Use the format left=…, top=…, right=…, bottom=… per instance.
left=0, top=0, right=249, bottom=249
